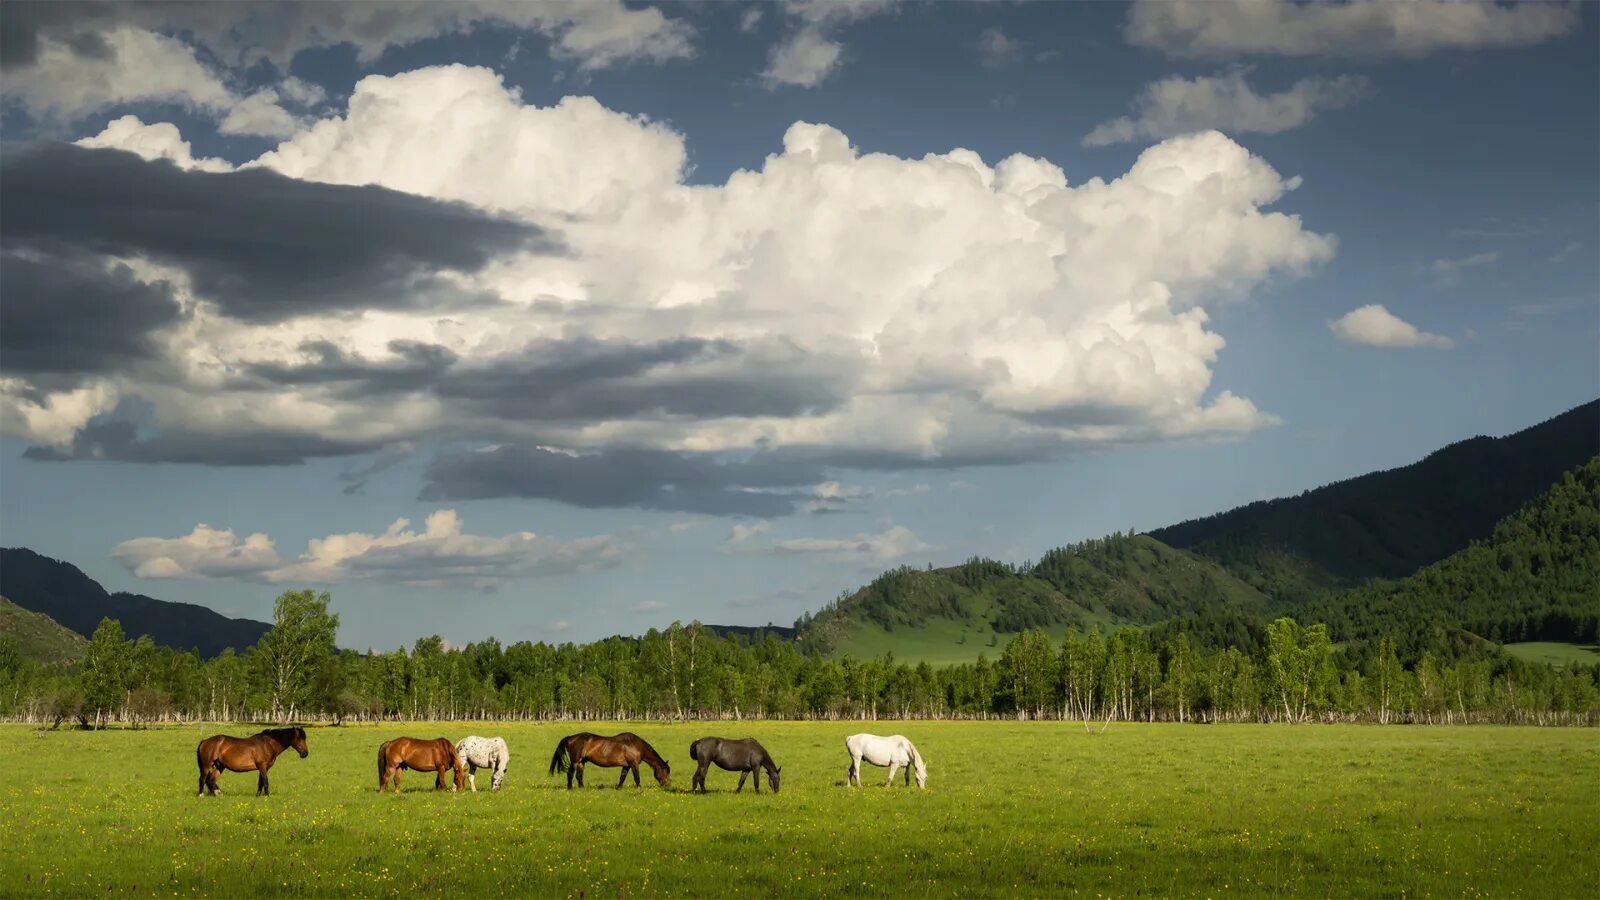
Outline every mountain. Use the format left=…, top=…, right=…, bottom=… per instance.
left=0, top=595, right=88, bottom=665
left=0, top=548, right=270, bottom=658
left=798, top=534, right=1267, bottom=664
left=1149, top=400, right=1600, bottom=604
left=1304, top=456, right=1600, bottom=658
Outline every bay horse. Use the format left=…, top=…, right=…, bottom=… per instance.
left=378, top=737, right=465, bottom=792
left=689, top=736, right=780, bottom=794
left=548, top=732, right=670, bottom=789
left=845, top=733, right=927, bottom=789
left=195, top=726, right=308, bottom=797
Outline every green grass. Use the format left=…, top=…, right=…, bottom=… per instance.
left=1503, top=641, right=1600, bottom=667
left=0, top=596, right=86, bottom=665
left=829, top=616, right=1089, bottom=666
left=1, top=721, right=1595, bottom=897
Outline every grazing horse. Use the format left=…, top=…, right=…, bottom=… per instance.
left=845, top=733, right=927, bottom=789
left=689, top=736, right=780, bottom=794
left=195, top=726, right=308, bottom=797
left=548, top=732, right=670, bottom=790
left=455, top=735, right=511, bottom=792
left=378, top=737, right=465, bottom=793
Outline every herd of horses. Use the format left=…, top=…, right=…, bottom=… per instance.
left=193, top=727, right=927, bottom=796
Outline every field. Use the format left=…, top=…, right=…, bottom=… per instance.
left=2, top=722, right=1595, bottom=898
left=1502, top=641, right=1600, bottom=667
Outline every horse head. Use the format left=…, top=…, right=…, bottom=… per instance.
left=653, top=756, right=671, bottom=788
left=768, top=765, right=781, bottom=794
left=448, top=741, right=466, bottom=791
left=291, top=727, right=309, bottom=758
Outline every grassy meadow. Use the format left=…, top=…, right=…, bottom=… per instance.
left=1502, top=641, right=1600, bottom=667
left=1, top=720, right=1594, bottom=898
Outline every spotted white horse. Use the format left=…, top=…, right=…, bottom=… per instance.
left=845, top=733, right=926, bottom=789
left=455, top=736, right=510, bottom=791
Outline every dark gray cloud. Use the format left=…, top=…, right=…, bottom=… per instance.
left=24, top=419, right=382, bottom=466
left=242, top=339, right=458, bottom=391
left=433, top=337, right=854, bottom=421
left=0, top=142, right=553, bottom=321
left=0, top=2, right=114, bottom=70
left=420, top=445, right=827, bottom=517
left=235, top=334, right=858, bottom=421
left=0, top=248, right=182, bottom=378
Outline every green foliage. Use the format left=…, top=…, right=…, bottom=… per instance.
left=79, top=618, right=133, bottom=717
left=0, top=596, right=87, bottom=665
left=801, top=534, right=1265, bottom=661
left=253, top=589, right=340, bottom=720
left=1151, top=401, right=1598, bottom=603
left=1308, top=457, right=1600, bottom=659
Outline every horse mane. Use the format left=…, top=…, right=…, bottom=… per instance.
left=259, top=726, right=301, bottom=745
left=904, top=737, right=925, bottom=775
left=631, top=734, right=669, bottom=773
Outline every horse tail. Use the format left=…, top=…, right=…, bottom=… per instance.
left=549, top=737, right=569, bottom=775
left=689, top=740, right=699, bottom=762
left=377, top=741, right=388, bottom=782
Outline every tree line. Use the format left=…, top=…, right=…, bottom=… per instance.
left=3, top=588, right=1596, bottom=728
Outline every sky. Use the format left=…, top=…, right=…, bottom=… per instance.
left=0, top=0, right=1595, bottom=651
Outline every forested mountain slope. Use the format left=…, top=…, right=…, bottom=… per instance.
left=1305, top=457, right=1600, bottom=658
left=0, top=549, right=269, bottom=658
left=0, top=595, right=87, bottom=665
left=1149, top=400, right=1599, bottom=603
left=798, top=534, right=1266, bottom=663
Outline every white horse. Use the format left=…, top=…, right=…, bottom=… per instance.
left=455, top=736, right=510, bottom=791
left=845, top=733, right=926, bottom=789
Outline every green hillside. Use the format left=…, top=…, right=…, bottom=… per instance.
left=1149, top=400, right=1598, bottom=604
left=1305, top=457, right=1600, bottom=659
left=0, top=595, right=88, bottom=665
left=800, top=534, right=1266, bottom=664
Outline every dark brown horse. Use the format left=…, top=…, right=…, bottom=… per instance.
left=548, top=732, right=670, bottom=789
left=690, top=736, right=780, bottom=794
left=378, top=737, right=465, bottom=792
left=196, top=726, right=308, bottom=796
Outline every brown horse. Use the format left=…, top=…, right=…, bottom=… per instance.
left=195, top=726, right=308, bottom=796
left=548, top=732, right=670, bottom=789
left=378, top=737, right=465, bottom=792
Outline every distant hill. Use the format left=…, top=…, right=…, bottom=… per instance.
left=703, top=623, right=798, bottom=642
left=0, top=595, right=87, bottom=665
left=1305, top=456, right=1600, bottom=659
left=0, top=548, right=270, bottom=658
left=798, top=534, right=1266, bottom=664
left=1149, top=400, right=1599, bottom=604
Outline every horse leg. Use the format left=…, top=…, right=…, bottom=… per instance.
left=575, top=762, right=585, bottom=788
left=737, top=771, right=748, bottom=793
left=632, top=765, right=641, bottom=788
left=886, top=761, right=899, bottom=788
left=617, top=767, right=629, bottom=789
left=258, top=766, right=269, bottom=797
left=693, top=761, right=708, bottom=793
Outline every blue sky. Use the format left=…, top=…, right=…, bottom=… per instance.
left=1, top=1, right=1594, bottom=650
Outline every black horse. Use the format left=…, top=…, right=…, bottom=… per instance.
left=689, top=737, right=780, bottom=794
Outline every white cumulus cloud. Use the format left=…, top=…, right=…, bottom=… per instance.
left=2, top=26, right=233, bottom=123
left=1084, top=69, right=1368, bottom=146
left=10, top=64, right=1337, bottom=512
left=774, top=523, right=931, bottom=564
left=1329, top=304, right=1454, bottom=349
left=111, top=510, right=630, bottom=587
